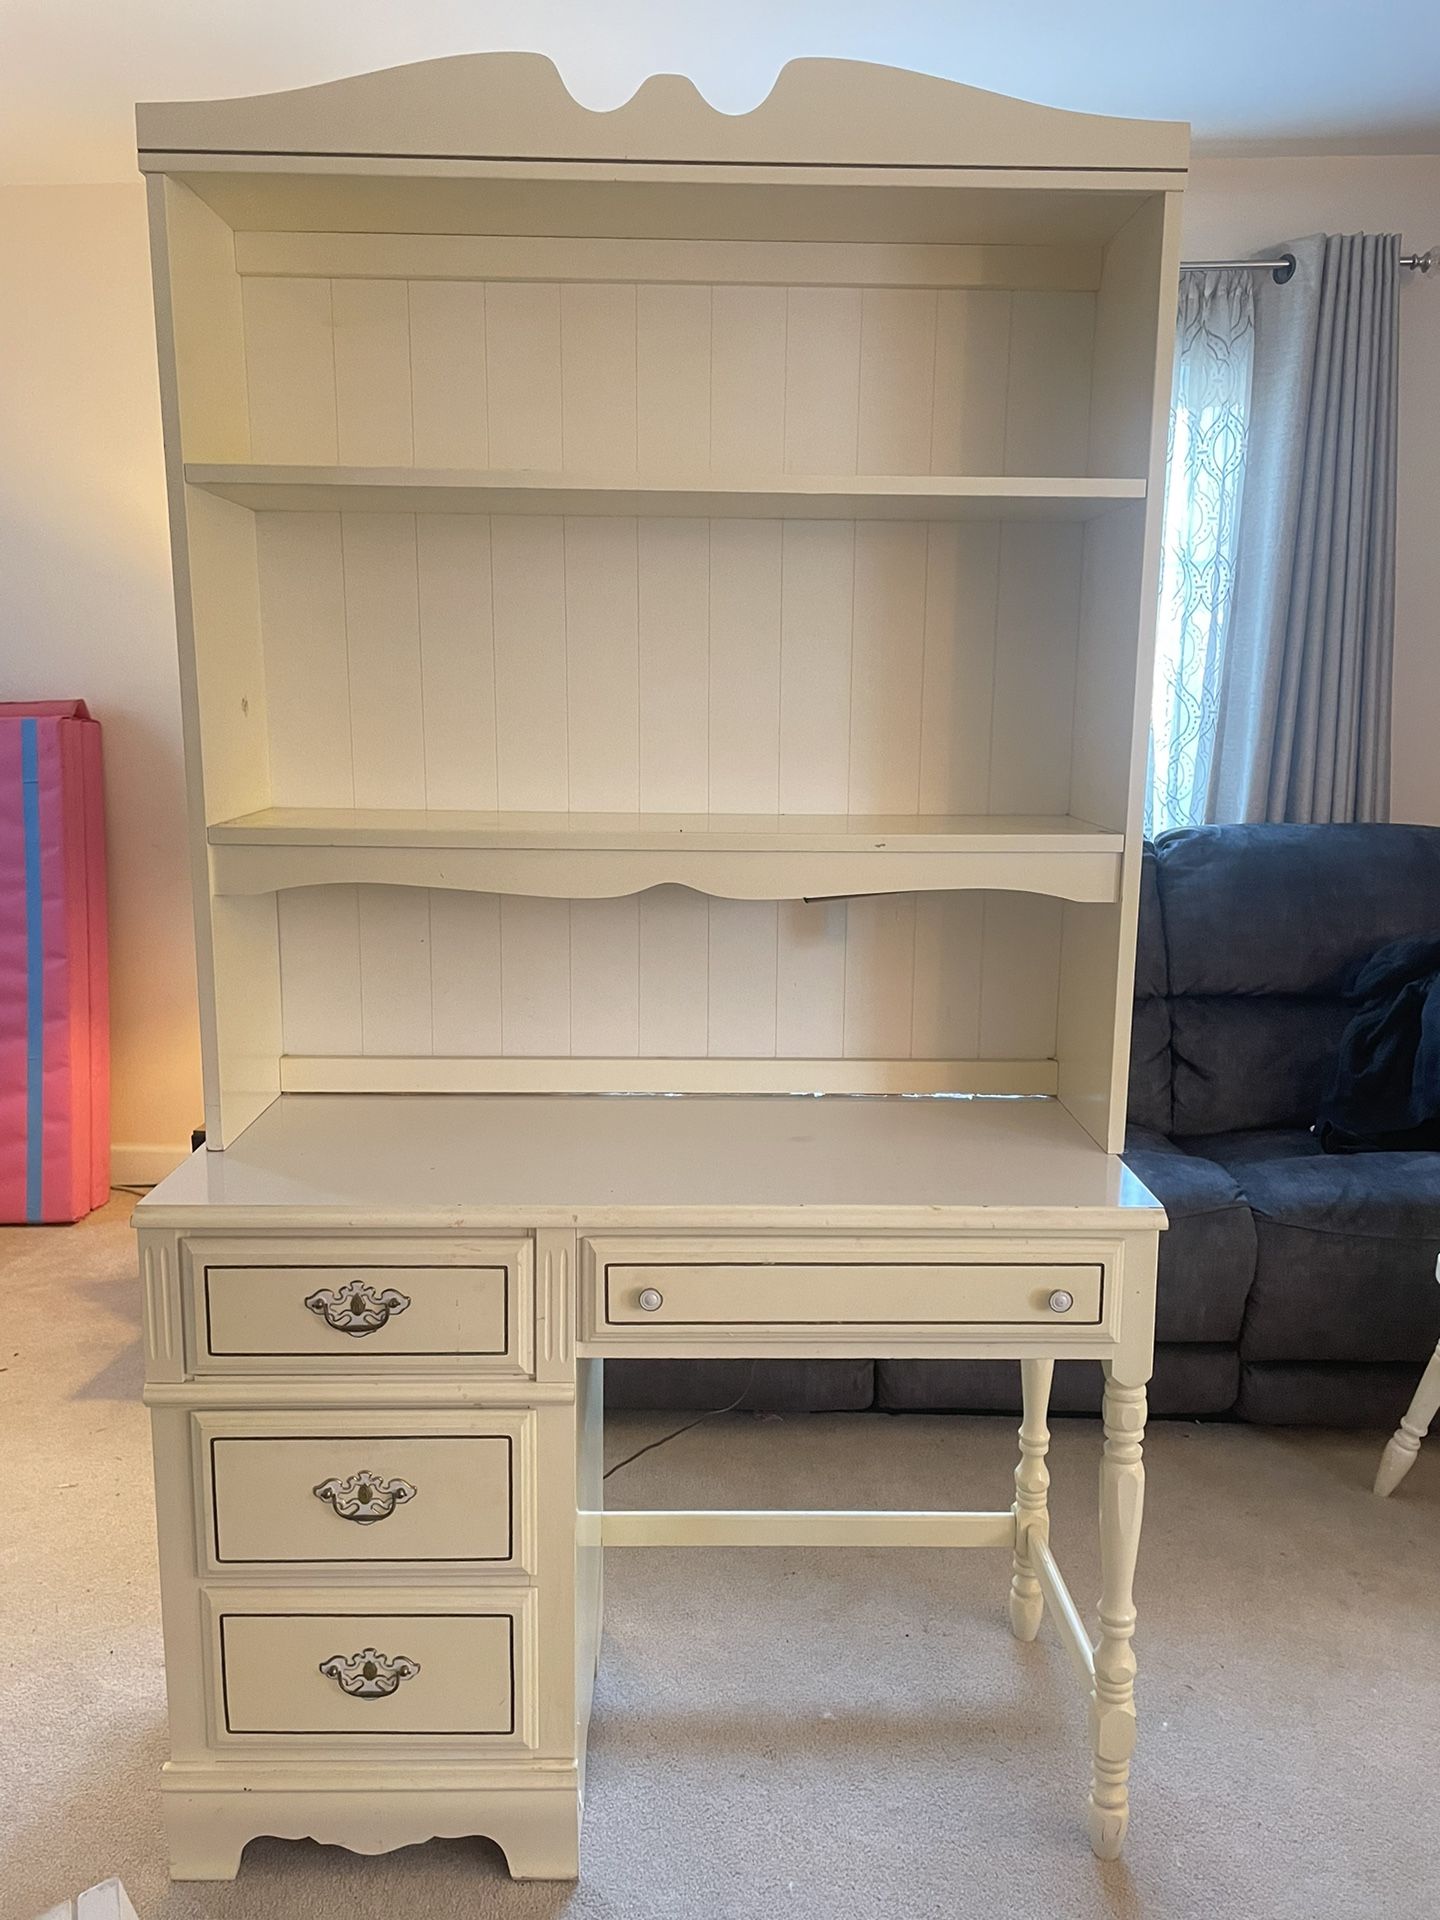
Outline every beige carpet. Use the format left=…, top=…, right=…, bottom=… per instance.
left=3, top=1199, right=1438, bottom=1920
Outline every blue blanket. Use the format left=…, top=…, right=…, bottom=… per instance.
left=1317, top=937, right=1440, bottom=1152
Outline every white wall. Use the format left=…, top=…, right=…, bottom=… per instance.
left=0, top=184, right=201, bottom=1179
left=1, top=152, right=1436, bottom=1174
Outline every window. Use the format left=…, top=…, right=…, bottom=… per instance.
left=1145, top=270, right=1255, bottom=837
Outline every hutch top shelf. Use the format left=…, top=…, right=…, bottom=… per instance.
left=186, top=466, right=1146, bottom=521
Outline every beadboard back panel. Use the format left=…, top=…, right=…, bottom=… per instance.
left=243, top=269, right=1099, bottom=1072
left=275, top=886, right=1065, bottom=1065
left=253, top=511, right=1084, bottom=819
left=239, top=276, right=1098, bottom=477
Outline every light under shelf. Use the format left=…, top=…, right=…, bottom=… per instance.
left=185, top=464, right=1146, bottom=521
left=207, top=808, right=1125, bottom=904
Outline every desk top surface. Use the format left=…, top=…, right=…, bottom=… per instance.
left=137, top=1094, right=1163, bottom=1233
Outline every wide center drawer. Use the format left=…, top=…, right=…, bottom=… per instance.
left=217, top=1606, right=520, bottom=1738
left=196, top=1411, right=533, bottom=1571
left=184, top=1236, right=533, bottom=1375
left=604, top=1261, right=1101, bottom=1326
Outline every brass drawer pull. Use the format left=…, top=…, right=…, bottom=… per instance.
left=303, top=1279, right=412, bottom=1336
left=313, top=1470, right=417, bottom=1524
left=318, top=1648, right=421, bottom=1699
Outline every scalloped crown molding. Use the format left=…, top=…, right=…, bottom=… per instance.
left=137, top=52, right=1187, bottom=172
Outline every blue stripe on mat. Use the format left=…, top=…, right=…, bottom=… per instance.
left=21, top=718, right=43, bottom=1222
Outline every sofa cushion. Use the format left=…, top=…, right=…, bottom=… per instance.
left=1195, top=1129, right=1440, bottom=1365
left=1153, top=824, right=1440, bottom=1136
left=1156, top=824, right=1440, bottom=996
left=1169, top=998, right=1352, bottom=1135
left=1127, top=998, right=1174, bottom=1135
left=1133, top=843, right=1170, bottom=999
left=1126, top=847, right=1173, bottom=1133
left=1123, top=1127, right=1257, bottom=1343
left=1236, top=1362, right=1430, bottom=1428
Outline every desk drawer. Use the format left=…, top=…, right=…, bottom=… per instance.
left=198, top=1412, right=531, bottom=1572
left=604, top=1261, right=1101, bottom=1327
left=185, top=1237, right=532, bottom=1375
left=216, top=1605, right=523, bottom=1739
left=584, top=1236, right=1111, bottom=1348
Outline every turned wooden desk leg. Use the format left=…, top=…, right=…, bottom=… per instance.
left=1088, top=1365, right=1147, bottom=1861
left=1009, top=1357, right=1055, bottom=1641
left=1375, top=1336, right=1440, bottom=1495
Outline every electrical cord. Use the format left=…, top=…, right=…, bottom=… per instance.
left=603, top=1363, right=758, bottom=1480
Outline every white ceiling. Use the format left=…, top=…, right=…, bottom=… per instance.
left=4, top=0, right=1439, bottom=185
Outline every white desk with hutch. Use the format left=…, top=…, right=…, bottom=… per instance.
left=133, top=54, right=1182, bottom=1882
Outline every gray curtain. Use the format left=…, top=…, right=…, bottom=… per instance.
left=1208, top=233, right=1399, bottom=823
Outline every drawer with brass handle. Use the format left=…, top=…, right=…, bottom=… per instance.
left=182, top=1235, right=533, bottom=1376
left=194, top=1411, right=534, bottom=1573
left=213, top=1602, right=526, bottom=1739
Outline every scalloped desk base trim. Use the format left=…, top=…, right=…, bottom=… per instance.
left=161, top=1781, right=582, bottom=1882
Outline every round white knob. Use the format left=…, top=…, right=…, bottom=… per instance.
left=1047, top=1289, right=1074, bottom=1314
left=637, top=1287, right=665, bottom=1313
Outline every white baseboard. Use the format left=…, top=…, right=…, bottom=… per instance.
left=111, top=1142, right=191, bottom=1188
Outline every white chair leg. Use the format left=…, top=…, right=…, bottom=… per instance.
left=1009, top=1357, right=1054, bottom=1641
left=1088, top=1366, right=1147, bottom=1861
left=1375, top=1336, right=1440, bottom=1496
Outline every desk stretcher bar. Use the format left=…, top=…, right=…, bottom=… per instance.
left=599, top=1507, right=1017, bottom=1548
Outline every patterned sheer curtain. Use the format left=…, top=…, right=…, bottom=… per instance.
left=1145, top=270, right=1256, bottom=836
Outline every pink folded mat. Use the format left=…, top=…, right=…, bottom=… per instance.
left=0, top=701, right=109, bottom=1221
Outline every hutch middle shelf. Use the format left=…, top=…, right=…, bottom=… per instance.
left=184, top=464, right=1146, bottom=521
left=206, top=807, right=1125, bottom=901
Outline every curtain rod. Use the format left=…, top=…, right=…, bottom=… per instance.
left=1181, top=247, right=1435, bottom=282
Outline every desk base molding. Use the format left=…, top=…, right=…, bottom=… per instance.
left=160, top=1771, right=582, bottom=1882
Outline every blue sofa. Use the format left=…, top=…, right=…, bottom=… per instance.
left=608, top=824, right=1440, bottom=1426
left=1122, top=823, right=1440, bottom=1425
